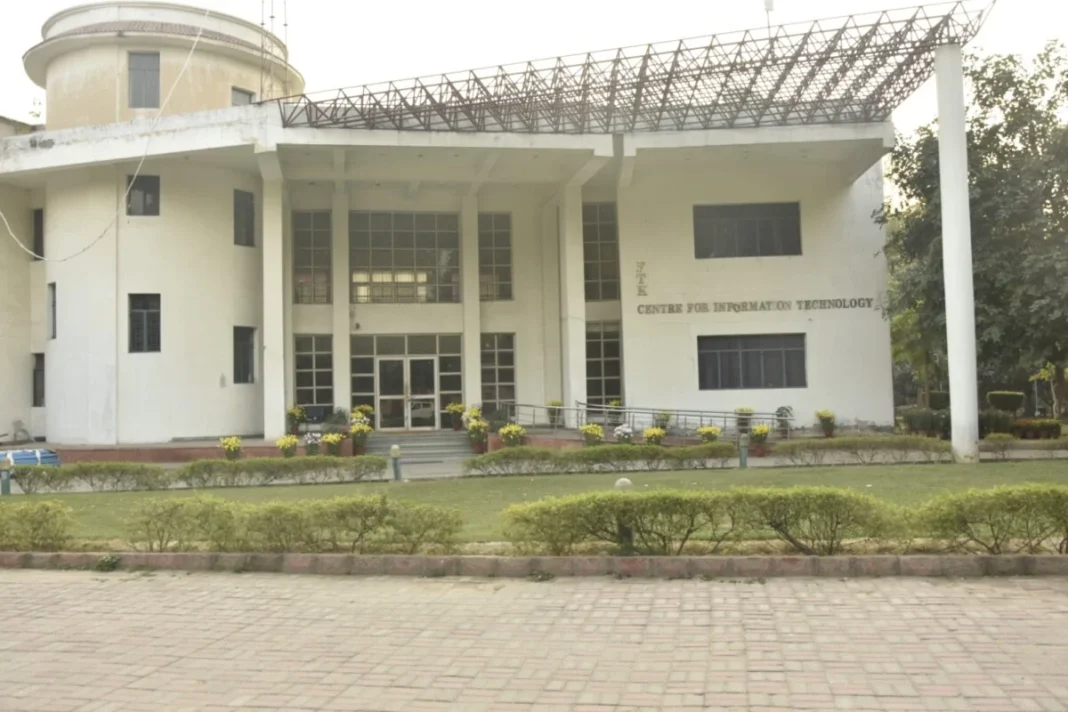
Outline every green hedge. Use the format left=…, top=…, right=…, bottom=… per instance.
left=772, top=436, right=951, bottom=466
left=462, top=443, right=738, bottom=476
left=1010, top=419, right=1063, bottom=440
left=986, top=391, right=1025, bottom=412
left=11, top=456, right=388, bottom=495
left=503, top=487, right=900, bottom=556
left=504, top=485, right=1068, bottom=556
left=126, top=495, right=462, bottom=554
left=0, top=501, right=73, bottom=551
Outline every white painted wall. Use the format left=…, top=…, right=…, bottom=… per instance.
left=618, top=156, right=893, bottom=427
left=39, top=161, right=263, bottom=444
left=0, top=184, right=32, bottom=440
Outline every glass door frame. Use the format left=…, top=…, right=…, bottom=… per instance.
left=375, top=356, right=439, bottom=430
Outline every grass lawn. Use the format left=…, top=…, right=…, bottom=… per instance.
left=21, top=459, right=1068, bottom=543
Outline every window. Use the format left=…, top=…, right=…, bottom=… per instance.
left=697, top=334, right=806, bottom=389
left=351, top=334, right=463, bottom=427
left=127, top=175, right=160, bottom=216
left=47, top=283, right=56, bottom=339
left=128, top=52, right=160, bottom=109
left=295, top=335, right=333, bottom=407
left=234, top=190, right=255, bottom=246
left=693, top=203, right=801, bottom=259
left=231, top=87, right=254, bottom=106
left=233, top=327, right=255, bottom=384
left=480, top=333, right=516, bottom=414
left=32, top=354, right=44, bottom=408
left=586, top=321, right=623, bottom=407
left=478, top=213, right=512, bottom=300
left=32, top=209, right=43, bottom=260
left=293, top=211, right=332, bottom=304
left=349, top=211, right=460, bottom=304
left=129, top=294, right=161, bottom=353
left=583, top=203, right=620, bottom=301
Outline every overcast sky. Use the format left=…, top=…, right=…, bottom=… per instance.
left=0, top=0, right=1060, bottom=135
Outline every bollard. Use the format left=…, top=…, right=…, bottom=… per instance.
left=738, top=434, right=749, bottom=469
left=389, top=444, right=402, bottom=481
left=1, top=469, right=10, bottom=496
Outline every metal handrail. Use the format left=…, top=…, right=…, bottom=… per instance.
left=492, top=402, right=793, bottom=439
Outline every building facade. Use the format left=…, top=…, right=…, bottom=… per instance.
left=0, top=1, right=985, bottom=446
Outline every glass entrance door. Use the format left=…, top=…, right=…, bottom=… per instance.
left=376, top=357, right=438, bottom=430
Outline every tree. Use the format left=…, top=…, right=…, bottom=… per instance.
left=880, top=42, right=1068, bottom=415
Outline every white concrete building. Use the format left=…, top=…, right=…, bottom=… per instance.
left=0, top=1, right=988, bottom=455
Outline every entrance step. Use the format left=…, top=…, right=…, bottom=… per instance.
left=366, top=430, right=472, bottom=464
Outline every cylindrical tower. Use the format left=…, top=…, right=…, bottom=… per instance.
left=23, top=1, right=304, bottom=130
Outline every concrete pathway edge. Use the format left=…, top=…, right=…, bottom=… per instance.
left=3, top=551, right=1068, bottom=577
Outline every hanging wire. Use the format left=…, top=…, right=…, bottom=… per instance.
left=0, top=7, right=212, bottom=263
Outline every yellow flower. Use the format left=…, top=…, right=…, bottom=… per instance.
left=219, top=436, right=242, bottom=452
left=275, top=435, right=299, bottom=450
left=643, top=427, right=667, bottom=444
left=697, top=425, right=722, bottom=443
left=498, top=423, right=527, bottom=447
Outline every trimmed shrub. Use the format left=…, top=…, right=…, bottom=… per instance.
left=772, top=436, right=950, bottom=466
left=927, top=391, right=950, bottom=411
left=986, top=391, right=1025, bottom=413
left=980, top=408, right=1013, bottom=436
left=916, top=485, right=1067, bottom=554
left=502, top=490, right=746, bottom=556
left=738, top=487, right=894, bottom=555
left=981, top=433, right=1016, bottom=460
left=1010, top=419, right=1062, bottom=440
left=462, top=443, right=737, bottom=476
left=901, top=407, right=938, bottom=436
left=122, top=495, right=459, bottom=554
left=0, top=501, right=74, bottom=551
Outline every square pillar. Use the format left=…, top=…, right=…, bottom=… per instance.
left=935, top=44, right=979, bottom=462
left=558, top=186, right=586, bottom=424
left=331, top=184, right=351, bottom=413
left=261, top=177, right=286, bottom=439
left=461, top=193, right=482, bottom=407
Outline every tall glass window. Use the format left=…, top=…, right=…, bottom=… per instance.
left=478, top=213, right=512, bottom=300
left=586, top=321, right=622, bottom=406
left=582, top=203, right=620, bottom=301
left=293, top=211, right=332, bottom=304
left=349, top=211, right=461, bottom=303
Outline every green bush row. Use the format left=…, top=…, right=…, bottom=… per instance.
left=503, top=488, right=902, bottom=556
left=462, top=443, right=738, bottom=476
left=772, top=436, right=951, bottom=466
left=0, top=501, right=74, bottom=551
left=127, top=495, right=462, bottom=554
left=10, top=456, right=388, bottom=495
left=901, top=407, right=1013, bottom=439
left=504, top=485, right=1068, bottom=556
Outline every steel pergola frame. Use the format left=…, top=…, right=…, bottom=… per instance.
left=272, top=1, right=988, bottom=133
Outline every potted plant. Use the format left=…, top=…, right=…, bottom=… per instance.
left=498, top=423, right=526, bottom=447
left=276, top=434, right=299, bottom=458
left=219, top=436, right=242, bottom=461
left=446, top=402, right=466, bottom=430
left=324, top=408, right=350, bottom=436
left=775, top=406, right=794, bottom=438
left=467, top=418, right=489, bottom=453
left=579, top=423, right=604, bottom=446
left=697, top=425, right=722, bottom=443
left=285, top=406, right=306, bottom=435
left=643, top=426, right=666, bottom=446
left=608, top=399, right=624, bottom=427
left=734, top=407, right=754, bottom=433
left=654, top=411, right=672, bottom=430
left=302, top=432, right=321, bottom=456
left=322, top=432, right=346, bottom=457
left=613, top=423, right=634, bottom=444
left=351, top=404, right=375, bottom=428
left=815, top=409, right=836, bottom=437
left=749, top=424, right=771, bottom=456
left=547, top=400, right=563, bottom=427
left=349, top=422, right=373, bottom=454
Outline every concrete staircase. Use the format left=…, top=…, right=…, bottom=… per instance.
left=365, top=429, right=472, bottom=465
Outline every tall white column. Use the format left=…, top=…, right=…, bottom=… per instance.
left=558, top=186, right=587, bottom=424
left=261, top=177, right=286, bottom=440
left=936, top=44, right=979, bottom=462
left=540, top=199, right=562, bottom=404
left=331, top=183, right=351, bottom=413
left=461, top=193, right=483, bottom=406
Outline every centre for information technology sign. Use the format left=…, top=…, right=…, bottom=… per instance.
left=636, top=297, right=875, bottom=315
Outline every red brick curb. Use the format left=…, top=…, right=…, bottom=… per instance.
left=3, top=552, right=1068, bottom=578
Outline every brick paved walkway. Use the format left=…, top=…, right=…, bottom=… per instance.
left=2, top=571, right=1067, bottom=711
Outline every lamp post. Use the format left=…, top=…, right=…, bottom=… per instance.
left=389, top=444, right=402, bottom=481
